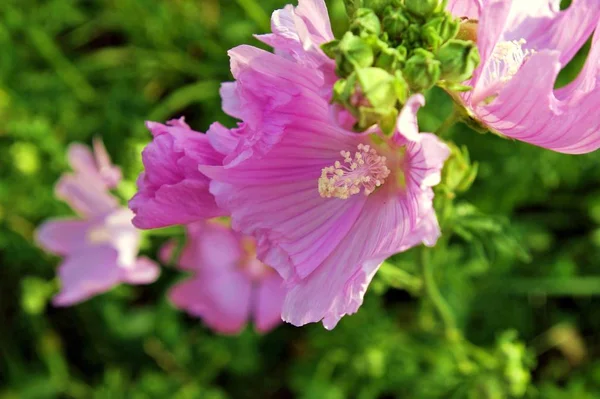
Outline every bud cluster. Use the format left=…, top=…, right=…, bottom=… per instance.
left=326, top=0, right=480, bottom=133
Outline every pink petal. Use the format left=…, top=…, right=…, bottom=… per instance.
left=503, top=0, right=600, bottom=66
left=201, top=126, right=369, bottom=282
left=122, top=256, right=160, bottom=284
left=130, top=120, right=224, bottom=229
left=52, top=245, right=123, bottom=306
left=446, top=0, right=482, bottom=19
left=56, top=174, right=119, bottom=218
left=169, top=271, right=253, bottom=335
left=36, top=218, right=92, bottom=255
left=477, top=49, right=600, bottom=153
left=394, top=95, right=426, bottom=143
left=92, top=138, right=122, bottom=188
left=282, top=190, right=419, bottom=329
left=253, top=272, right=286, bottom=333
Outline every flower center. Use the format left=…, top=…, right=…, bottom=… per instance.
left=318, top=143, right=391, bottom=199
left=479, top=39, right=534, bottom=102
left=239, top=236, right=272, bottom=281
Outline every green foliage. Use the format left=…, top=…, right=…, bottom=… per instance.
left=2, top=0, right=600, bottom=398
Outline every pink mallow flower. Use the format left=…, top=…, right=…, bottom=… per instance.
left=129, top=118, right=225, bottom=229
left=163, top=220, right=285, bottom=335
left=447, top=0, right=600, bottom=154
left=36, top=140, right=159, bottom=306
left=198, top=0, right=450, bottom=329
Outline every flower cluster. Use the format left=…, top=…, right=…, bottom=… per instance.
left=35, top=0, right=600, bottom=334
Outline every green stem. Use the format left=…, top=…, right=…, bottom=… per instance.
left=419, top=247, right=458, bottom=339
left=434, top=107, right=461, bottom=138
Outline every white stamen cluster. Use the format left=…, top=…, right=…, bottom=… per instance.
left=487, top=39, right=534, bottom=86
left=318, top=143, right=391, bottom=200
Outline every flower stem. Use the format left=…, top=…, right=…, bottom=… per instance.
left=419, top=246, right=458, bottom=340
left=434, top=107, right=461, bottom=138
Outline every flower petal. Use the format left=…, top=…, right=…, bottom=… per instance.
left=36, top=218, right=92, bottom=255
left=169, top=271, right=252, bottom=335
left=56, top=174, right=119, bottom=218
left=446, top=0, right=482, bottom=19
left=52, top=245, right=123, bottom=306
left=122, top=256, right=160, bottom=284
left=503, top=0, right=600, bottom=66
left=253, top=272, right=286, bottom=333
left=130, top=120, right=224, bottom=229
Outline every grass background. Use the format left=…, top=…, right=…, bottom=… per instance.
left=1, top=0, right=600, bottom=397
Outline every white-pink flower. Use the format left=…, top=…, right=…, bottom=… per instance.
left=37, top=140, right=159, bottom=306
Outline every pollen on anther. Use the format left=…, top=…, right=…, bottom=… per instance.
left=318, top=143, right=391, bottom=199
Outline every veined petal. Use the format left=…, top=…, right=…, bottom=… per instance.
left=478, top=49, right=600, bottom=153
left=503, top=0, right=600, bottom=66
left=282, top=189, right=422, bottom=329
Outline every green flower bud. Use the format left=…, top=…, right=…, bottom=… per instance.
left=362, top=0, right=395, bottom=14
left=343, top=0, right=362, bottom=17
left=405, top=0, right=439, bottom=18
left=337, top=32, right=375, bottom=76
left=374, top=46, right=405, bottom=73
left=351, top=8, right=382, bottom=36
left=436, top=39, right=480, bottom=83
left=404, top=49, right=441, bottom=91
left=382, top=8, right=410, bottom=39
left=421, top=15, right=460, bottom=51
left=321, top=40, right=340, bottom=60
left=356, top=67, right=398, bottom=110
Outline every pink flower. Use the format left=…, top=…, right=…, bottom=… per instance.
left=164, top=221, right=285, bottom=335
left=198, top=0, right=450, bottom=329
left=448, top=0, right=600, bottom=154
left=36, top=140, right=159, bottom=306
left=129, top=118, right=225, bottom=229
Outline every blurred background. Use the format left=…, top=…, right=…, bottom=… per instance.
left=1, top=0, right=600, bottom=397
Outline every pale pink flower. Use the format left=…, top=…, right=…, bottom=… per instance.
left=163, top=221, right=285, bottom=335
left=197, top=0, right=450, bottom=329
left=129, top=118, right=225, bottom=229
left=448, top=0, right=600, bottom=154
left=36, top=140, right=159, bottom=306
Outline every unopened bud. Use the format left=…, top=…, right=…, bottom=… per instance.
left=362, top=0, right=395, bottom=14
left=337, top=32, right=375, bottom=76
left=382, top=8, right=410, bottom=39
left=374, top=46, right=406, bottom=72
left=436, top=39, right=480, bottom=83
left=351, top=8, right=382, bottom=35
left=404, top=49, right=441, bottom=91
left=405, top=0, right=439, bottom=18
left=421, top=15, right=460, bottom=51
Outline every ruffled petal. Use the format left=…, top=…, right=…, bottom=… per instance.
left=168, top=271, right=252, bottom=335
left=36, top=218, right=92, bottom=255
left=446, top=0, right=482, bottom=19
left=130, top=120, right=224, bottom=229
left=219, top=46, right=330, bottom=166
left=477, top=49, right=600, bottom=153
left=502, top=0, right=600, bottom=66
left=282, top=189, right=420, bottom=329
left=256, top=0, right=335, bottom=73
left=52, top=245, right=123, bottom=306
left=253, top=272, right=286, bottom=333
